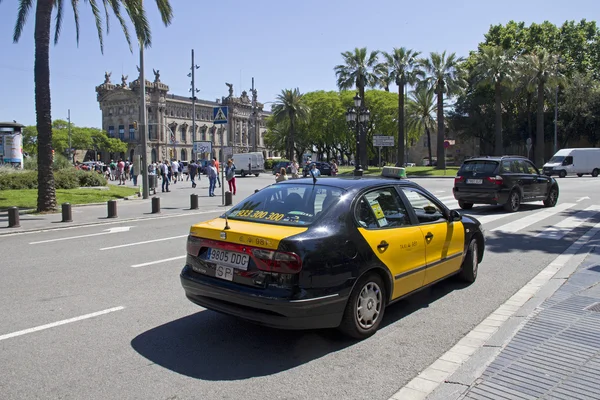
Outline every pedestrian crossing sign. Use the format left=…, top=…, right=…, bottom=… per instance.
left=213, top=106, right=228, bottom=124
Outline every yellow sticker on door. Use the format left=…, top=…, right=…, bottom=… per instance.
left=369, top=199, right=388, bottom=227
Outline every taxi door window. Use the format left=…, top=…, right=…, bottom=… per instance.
left=401, top=188, right=446, bottom=224
left=354, top=188, right=411, bottom=229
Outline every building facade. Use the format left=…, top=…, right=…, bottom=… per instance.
left=95, top=71, right=271, bottom=163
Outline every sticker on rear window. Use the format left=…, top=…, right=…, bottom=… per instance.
left=369, top=199, right=388, bottom=227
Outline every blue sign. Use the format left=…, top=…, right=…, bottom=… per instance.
left=213, top=106, right=228, bottom=124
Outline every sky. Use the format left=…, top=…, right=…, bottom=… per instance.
left=0, top=0, right=598, bottom=128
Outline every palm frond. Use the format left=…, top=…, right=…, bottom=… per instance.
left=71, top=0, right=80, bottom=45
left=12, top=0, right=34, bottom=42
left=123, top=1, right=151, bottom=47
left=107, top=0, right=132, bottom=52
left=53, top=0, right=64, bottom=45
left=87, top=0, right=105, bottom=53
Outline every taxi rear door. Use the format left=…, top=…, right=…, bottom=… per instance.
left=354, top=187, right=427, bottom=300
left=400, top=187, right=465, bottom=285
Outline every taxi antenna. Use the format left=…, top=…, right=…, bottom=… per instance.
left=224, top=211, right=230, bottom=230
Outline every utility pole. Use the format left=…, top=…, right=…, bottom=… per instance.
left=140, top=41, right=149, bottom=199
left=251, top=77, right=257, bottom=152
left=189, top=49, right=200, bottom=161
left=554, top=85, right=558, bottom=154
left=67, top=109, right=72, bottom=164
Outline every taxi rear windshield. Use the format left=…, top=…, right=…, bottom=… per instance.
left=224, top=184, right=346, bottom=226
left=460, top=160, right=499, bottom=174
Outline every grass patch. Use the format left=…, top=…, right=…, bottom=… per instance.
left=0, top=186, right=138, bottom=211
left=337, top=165, right=459, bottom=177
left=337, top=166, right=384, bottom=176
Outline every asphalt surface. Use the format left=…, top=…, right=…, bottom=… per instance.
left=1, top=175, right=599, bottom=400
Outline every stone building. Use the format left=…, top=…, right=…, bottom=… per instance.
left=95, top=70, right=271, bottom=163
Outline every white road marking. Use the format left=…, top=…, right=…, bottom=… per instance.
left=0, top=306, right=125, bottom=342
left=536, top=205, right=600, bottom=240
left=131, top=255, right=186, bottom=268
left=491, top=203, right=575, bottom=233
left=471, top=213, right=513, bottom=225
left=29, top=226, right=134, bottom=245
left=577, top=196, right=591, bottom=202
left=437, top=195, right=456, bottom=201
left=100, top=234, right=188, bottom=251
left=388, top=222, right=600, bottom=400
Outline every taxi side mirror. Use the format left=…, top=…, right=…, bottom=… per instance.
left=449, top=210, right=462, bottom=222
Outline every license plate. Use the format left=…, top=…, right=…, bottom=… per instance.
left=215, top=265, right=234, bottom=281
left=206, top=248, right=249, bottom=270
left=467, top=179, right=483, bottom=184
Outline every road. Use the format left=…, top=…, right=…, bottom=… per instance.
left=1, top=175, right=599, bottom=400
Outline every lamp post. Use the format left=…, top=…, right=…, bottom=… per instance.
left=345, top=93, right=370, bottom=177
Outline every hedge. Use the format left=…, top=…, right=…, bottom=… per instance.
left=0, top=169, right=107, bottom=190
left=265, top=159, right=289, bottom=170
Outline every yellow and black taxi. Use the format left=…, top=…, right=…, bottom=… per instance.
left=180, top=177, right=485, bottom=339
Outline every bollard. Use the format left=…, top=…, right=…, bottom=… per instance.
left=225, top=191, right=233, bottom=206
left=151, top=196, right=160, bottom=214
left=190, top=194, right=198, bottom=210
left=7, top=207, right=20, bottom=228
left=61, top=203, right=72, bottom=223
left=107, top=200, right=118, bottom=218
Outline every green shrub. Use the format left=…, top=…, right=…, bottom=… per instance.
left=0, top=170, right=37, bottom=189
left=75, top=170, right=107, bottom=187
left=265, top=158, right=289, bottom=170
left=23, top=154, right=72, bottom=171
left=53, top=169, right=79, bottom=189
left=23, top=157, right=37, bottom=170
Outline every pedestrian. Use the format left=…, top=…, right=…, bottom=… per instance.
left=309, top=163, right=321, bottom=178
left=206, top=159, right=218, bottom=197
left=331, top=159, right=338, bottom=176
left=161, top=161, right=170, bottom=192
left=171, top=160, right=179, bottom=184
left=225, top=159, right=237, bottom=195
left=213, top=157, right=221, bottom=187
left=275, top=167, right=288, bottom=183
left=109, top=159, right=116, bottom=181
left=290, top=159, right=299, bottom=179
left=178, top=160, right=183, bottom=181
left=131, top=164, right=138, bottom=186
left=117, top=159, right=125, bottom=185
left=189, top=160, right=198, bottom=188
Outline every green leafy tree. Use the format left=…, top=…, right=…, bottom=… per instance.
left=382, top=47, right=423, bottom=166
left=559, top=73, right=600, bottom=147
left=272, top=88, right=310, bottom=160
left=406, top=87, right=437, bottom=166
left=473, top=46, right=516, bottom=155
left=419, top=51, right=465, bottom=169
left=519, top=50, right=566, bottom=165
left=22, top=125, right=38, bottom=156
left=3, top=0, right=173, bottom=212
left=302, top=91, right=347, bottom=162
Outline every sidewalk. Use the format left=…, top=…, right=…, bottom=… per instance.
left=0, top=176, right=262, bottom=235
left=428, top=229, right=600, bottom=400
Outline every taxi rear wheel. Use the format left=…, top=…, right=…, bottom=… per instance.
left=458, top=238, right=478, bottom=283
left=339, top=273, right=386, bottom=340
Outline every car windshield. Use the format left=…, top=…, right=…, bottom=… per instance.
left=549, top=156, right=565, bottom=163
left=224, top=183, right=346, bottom=226
left=460, top=160, right=498, bottom=174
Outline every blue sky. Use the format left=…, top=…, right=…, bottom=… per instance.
left=0, top=0, right=597, bottom=128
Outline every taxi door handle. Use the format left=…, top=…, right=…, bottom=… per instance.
left=377, top=240, right=389, bottom=250
left=425, top=232, right=434, bottom=241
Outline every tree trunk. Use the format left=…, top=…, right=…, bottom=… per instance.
left=35, top=1, right=56, bottom=212
left=436, top=84, right=446, bottom=169
left=358, top=85, right=368, bottom=170
left=526, top=92, right=533, bottom=161
left=396, top=80, right=405, bottom=166
left=426, top=125, right=433, bottom=167
left=289, top=115, right=295, bottom=161
left=494, top=82, right=503, bottom=156
left=535, top=83, right=545, bottom=167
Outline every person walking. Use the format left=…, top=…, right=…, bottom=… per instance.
left=225, top=159, right=237, bottom=195
left=171, top=160, right=179, bottom=184
left=275, top=167, right=288, bottom=183
left=290, top=159, right=299, bottom=179
left=161, top=161, right=170, bottom=192
left=206, top=159, right=218, bottom=197
left=331, top=160, right=338, bottom=176
left=117, top=159, right=125, bottom=185
left=309, top=163, right=321, bottom=178
left=109, top=159, right=116, bottom=181
left=213, top=157, right=221, bottom=188
left=189, top=160, right=198, bottom=188
left=178, top=160, right=184, bottom=181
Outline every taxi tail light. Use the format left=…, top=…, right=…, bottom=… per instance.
left=252, top=249, right=302, bottom=274
left=454, top=176, right=465, bottom=184
left=187, top=235, right=203, bottom=256
left=486, top=175, right=503, bottom=185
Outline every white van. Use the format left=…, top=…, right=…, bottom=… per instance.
left=542, top=148, right=600, bottom=178
left=232, top=152, right=265, bottom=177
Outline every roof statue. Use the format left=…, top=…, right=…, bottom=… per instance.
left=153, top=69, right=161, bottom=83
left=225, top=82, right=233, bottom=97
left=121, top=74, right=128, bottom=87
left=104, top=71, right=112, bottom=84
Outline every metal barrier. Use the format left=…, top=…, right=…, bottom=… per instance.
left=61, top=203, right=72, bottom=222
left=107, top=200, right=118, bottom=218
left=190, top=194, right=198, bottom=210
left=225, top=191, right=233, bottom=206
left=7, top=207, right=20, bottom=228
left=151, top=197, right=160, bottom=214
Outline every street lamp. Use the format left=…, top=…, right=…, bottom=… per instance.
left=346, top=93, right=370, bottom=176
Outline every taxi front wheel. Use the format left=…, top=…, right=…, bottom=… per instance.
left=458, top=239, right=478, bottom=283
left=339, top=273, right=386, bottom=340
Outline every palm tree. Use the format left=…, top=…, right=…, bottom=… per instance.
left=272, top=88, right=310, bottom=160
left=382, top=47, right=423, bottom=166
left=473, top=46, right=516, bottom=156
left=375, top=63, right=392, bottom=92
left=4, top=0, right=173, bottom=212
left=334, top=47, right=379, bottom=169
left=406, top=87, right=437, bottom=166
left=519, top=50, right=565, bottom=166
left=419, top=51, right=465, bottom=169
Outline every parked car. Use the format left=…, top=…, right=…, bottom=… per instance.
left=303, top=161, right=332, bottom=176
left=272, top=161, right=292, bottom=175
left=542, top=148, right=600, bottom=178
left=180, top=176, right=484, bottom=339
left=453, top=156, right=559, bottom=212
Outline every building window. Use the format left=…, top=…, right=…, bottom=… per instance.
left=108, top=126, right=115, bottom=137
left=129, top=124, right=135, bottom=141
left=181, top=126, right=186, bottom=142
left=181, top=149, right=187, bottom=161
left=118, top=125, right=125, bottom=140
left=148, top=124, right=156, bottom=140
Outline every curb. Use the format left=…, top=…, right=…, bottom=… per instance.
left=388, top=222, right=600, bottom=400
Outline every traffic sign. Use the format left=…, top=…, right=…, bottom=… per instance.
left=444, top=140, right=450, bottom=148
left=373, top=136, right=394, bottom=147
left=213, top=106, right=228, bottom=125
left=193, top=141, right=212, bottom=155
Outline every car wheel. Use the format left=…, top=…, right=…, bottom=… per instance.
left=458, top=238, right=478, bottom=283
left=558, top=170, right=567, bottom=178
left=339, top=273, right=386, bottom=340
left=577, top=173, right=583, bottom=177
left=592, top=169, right=599, bottom=177
left=543, top=186, right=559, bottom=207
left=503, top=190, right=521, bottom=212
left=241, top=171, right=246, bottom=177
left=458, top=201, right=473, bottom=210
